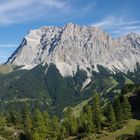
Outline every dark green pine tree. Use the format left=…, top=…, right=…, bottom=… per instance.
left=69, top=116, right=78, bottom=135
left=114, top=97, right=124, bottom=124
left=77, top=111, right=86, bottom=134
left=63, top=107, right=76, bottom=136
left=50, top=115, right=60, bottom=139
left=92, top=93, right=102, bottom=132
left=107, top=103, right=116, bottom=131
left=122, top=96, right=132, bottom=120
left=83, top=105, right=95, bottom=134
left=58, top=124, right=67, bottom=140
left=134, top=125, right=140, bottom=139
left=22, top=103, right=32, bottom=138
left=7, top=110, right=20, bottom=126
left=32, top=109, right=47, bottom=140
left=0, top=114, right=6, bottom=127
left=42, top=111, right=51, bottom=138
left=32, top=130, right=40, bottom=140
left=24, top=112, right=32, bottom=139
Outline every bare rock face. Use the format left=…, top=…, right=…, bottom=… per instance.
left=7, top=23, right=140, bottom=78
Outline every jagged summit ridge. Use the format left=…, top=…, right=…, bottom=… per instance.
left=7, top=23, right=140, bottom=78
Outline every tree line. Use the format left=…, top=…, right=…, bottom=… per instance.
left=0, top=92, right=132, bottom=140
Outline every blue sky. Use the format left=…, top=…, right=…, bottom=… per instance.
left=0, top=0, right=140, bottom=63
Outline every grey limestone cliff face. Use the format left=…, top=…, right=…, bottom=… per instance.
left=7, top=23, right=140, bottom=78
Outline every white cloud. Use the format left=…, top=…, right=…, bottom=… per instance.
left=0, top=0, right=96, bottom=26
left=92, top=16, right=140, bottom=37
left=0, top=50, right=11, bottom=63
left=0, top=0, right=70, bottom=25
left=0, top=44, right=18, bottom=48
left=41, top=0, right=67, bottom=9
left=0, top=47, right=17, bottom=63
left=0, top=56, right=8, bottom=59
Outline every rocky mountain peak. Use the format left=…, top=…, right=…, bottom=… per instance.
left=7, top=23, right=140, bottom=80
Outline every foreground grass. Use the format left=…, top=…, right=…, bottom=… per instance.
left=67, top=119, right=140, bottom=140
left=99, top=119, right=140, bottom=140
left=78, top=119, right=140, bottom=140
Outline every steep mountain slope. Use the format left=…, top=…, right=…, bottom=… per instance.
left=0, top=63, right=140, bottom=115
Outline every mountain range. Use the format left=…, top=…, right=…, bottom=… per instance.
left=0, top=23, right=140, bottom=115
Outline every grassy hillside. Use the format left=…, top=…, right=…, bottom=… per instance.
left=99, top=119, right=140, bottom=140
left=81, top=119, right=140, bottom=140
left=0, top=64, right=13, bottom=74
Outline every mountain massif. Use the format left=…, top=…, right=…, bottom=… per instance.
left=7, top=23, right=140, bottom=75
left=0, top=23, right=140, bottom=115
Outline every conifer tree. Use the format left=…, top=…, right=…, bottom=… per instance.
left=0, top=114, right=6, bottom=127
left=63, top=107, right=75, bottom=136
left=42, top=111, right=51, bottom=138
left=69, top=116, right=78, bottom=135
left=122, top=96, right=132, bottom=120
left=83, top=105, right=95, bottom=134
left=114, top=97, right=124, bottom=124
left=77, top=112, right=85, bottom=134
left=7, top=110, right=20, bottom=126
left=50, top=115, right=60, bottom=139
left=107, top=103, right=116, bottom=130
left=32, top=130, right=40, bottom=140
left=24, top=113, right=32, bottom=139
left=33, top=109, right=46, bottom=140
left=58, top=124, right=67, bottom=140
left=22, top=103, right=32, bottom=138
left=134, top=125, right=140, bottom=139
left=92, top=94, right=102, bottom=132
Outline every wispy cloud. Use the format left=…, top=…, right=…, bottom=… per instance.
left=0, top=0, right=94, bottom=26
left=0, top=44, right=18, bottom=48
left=0, top=56, right=8, bottom=59
left=0, top=0, right=71, bottom=25
left=0, top=50, right=10, bottom=63
left=92, top=16, right=140, bottom=37
left=0, top=46, right=16, bottom=63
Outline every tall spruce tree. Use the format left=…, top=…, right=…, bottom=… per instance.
left=22, top=103, right=32, bottom=138
left=24, top=113, right=32, bottom=139
left=32, top=130, right=40, bottom=140
left=42, top=111, right=51, bottom=138
left=92, top=94, right=102, bottom=132
left=50, top=115, right=60, bottom=139
left=63, top=107, right=76, bottom=136
left=58, top=124, right=67, bottom=140
left=69, top=116, right=78, bottom=135
left=77, top=111, right=85, bottom=134
left=107, top=103, right=116, bottom=130
left=114, top=97, right=124, bottom=124
left=83, top=105, right=95, bottom=134
left=33, top=109, right=47, bottom=140
left=0, top=114, right=6, bottom=127
left=122, top=96, right=132, bottom=120
left=8, top=110, right=19, bottom=126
